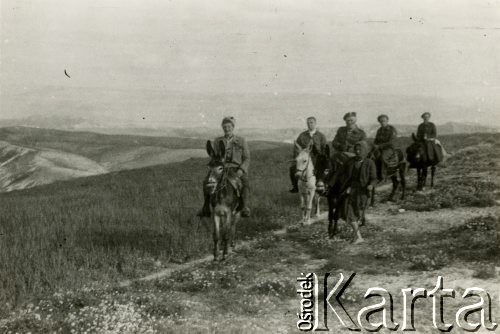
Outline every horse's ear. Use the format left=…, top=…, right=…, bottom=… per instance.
left=324, top=144, right=330, bottom=158
left=411, top=133, right=417, bottom=142
left=206, top=140, right=216, bottom=158
left=218, top=140, right=225, bottom=158
left=294, top=141, right=302, bottom=152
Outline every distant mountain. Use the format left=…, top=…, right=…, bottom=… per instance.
left=0, top=113, right=496, bottom=143
left=0, top=127, right=285, bottom=192
left=0, top=141, right=106, bottom=192
left=84, top=122, right=497, bottom=143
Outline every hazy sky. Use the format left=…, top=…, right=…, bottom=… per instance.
left=1, top=0, right=499, bottom=128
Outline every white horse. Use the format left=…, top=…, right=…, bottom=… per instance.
left=294, top=142, right=321, bottom=225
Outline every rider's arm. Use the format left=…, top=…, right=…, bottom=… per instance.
left=427, top=123, right=437, bottom=140
left=331, top=128, right=344, bottom=151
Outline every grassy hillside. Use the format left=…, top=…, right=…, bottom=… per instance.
left=0, top=132, right=498, bottom=317
left=0, top=143, right=293, bottom=312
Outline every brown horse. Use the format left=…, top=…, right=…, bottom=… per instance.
left=205, top=140, right=241, bottom=261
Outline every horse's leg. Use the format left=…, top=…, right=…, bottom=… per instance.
left=315, top=193, right=321, bottom=218
left=430, top=165, right=436, bottom=188
left=416, top=167, right=422, bottom=191
left=349, top=219, right=364, bottom=244
left=388, top=175, right=398, bottom=201
left=299, top=190, right=306, bottom=224
left=230, top=214, right=238, bottom=249
left=213, top=215, right=220, bottom=261
left=221, top=215, right=228, bottom=261
left=422, top=167, right=428, bottom=189
left=305, top=189, right=314, bottom=224
left=327, top=196, right=334, bottom=238
left=400, top=165, right=406, bottom=200
left=370, top=185, right=375, bottom=207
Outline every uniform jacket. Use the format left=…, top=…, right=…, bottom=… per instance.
left=213, top=135, right=250, bottom=174
left=374, top=125, right=397, bottom=149
left=416, top=122, right=437, bottom=141
left=332, top=126, right=367, bottom=153
left=293, top=130, right=328, bottom=158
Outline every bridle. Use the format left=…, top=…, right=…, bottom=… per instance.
left=296, top=153, right=313, bottom=182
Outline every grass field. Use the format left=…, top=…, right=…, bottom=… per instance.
left=0, top=132, right=499, bottom=332
left=0, top=142, right=294, bottom=314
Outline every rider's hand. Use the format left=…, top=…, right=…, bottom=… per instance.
left=346, top=187, right=351, bottom=195
left=236, top=169, right=244, bottom=177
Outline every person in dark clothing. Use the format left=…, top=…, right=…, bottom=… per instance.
left=329, top=141, right=376, bottom=243
left=289, top=117, right=328, bottom=193
left=373, top=114, right=398, bottom=181
left=416, top=112, right=442, bottom=163
left=331, top=112, right=367, bottom=172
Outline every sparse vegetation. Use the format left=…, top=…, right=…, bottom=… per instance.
left=1, top=132, right=499, bottom=332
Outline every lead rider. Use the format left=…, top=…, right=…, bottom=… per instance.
left=197, top=116, right=251, bottom=218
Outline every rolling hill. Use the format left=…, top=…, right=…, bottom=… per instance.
left=0, top=127, right=208, bottom=192
left=0, top=127, right=286, bottom=192
left=0, top=141, right=106, bottom=192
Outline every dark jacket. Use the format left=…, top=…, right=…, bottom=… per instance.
left=416, top=122, right=437, bottom=141
left=293, top=130, right=327, bottom=158
left=332, top=126, right=367, bottom=153
left=374, top=125, right=397, bottom=149
left=213, top=135, right=250, bottom=174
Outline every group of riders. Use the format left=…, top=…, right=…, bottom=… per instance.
left=197, top=112, right=443, bottom=221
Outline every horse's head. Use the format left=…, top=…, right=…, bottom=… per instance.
left=206, top=140, right=225, bottom=193
left=406, top=134, right=425, bottom=165
left=294, top=142, right=314, bottom=181
left=206, top=160, right=224, bottom=193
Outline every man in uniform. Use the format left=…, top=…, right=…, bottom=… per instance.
left=198, top=116, right=251, bottom=217
left=373, top=114, right=398, bottom=181
left=289, top=116, right=328, bottom=193
left=331, top=112, right=367, bottom=173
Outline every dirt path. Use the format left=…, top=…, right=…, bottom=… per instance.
left=2, top=191, right=498, bottom=333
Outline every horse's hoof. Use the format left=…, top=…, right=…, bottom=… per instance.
left=352, top=238, right=364, bottom=244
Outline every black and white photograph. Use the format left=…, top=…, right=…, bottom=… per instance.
left=1, top=0, right=499, bottom=332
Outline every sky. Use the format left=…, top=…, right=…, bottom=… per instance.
left=1, top=0, right=499, bottom=128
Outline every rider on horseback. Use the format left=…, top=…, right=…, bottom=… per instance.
left=289, top=116, right=328, bottom=193
left=331, top=112, right=367, bottom=173
left=416, top=112, right=443, bottom=163
left=198, top=116, right=251, bottom=218
left=373, top=114, right=398, bottom=181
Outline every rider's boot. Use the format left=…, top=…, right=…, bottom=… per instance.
left=240, top=186, right=250, bottom=217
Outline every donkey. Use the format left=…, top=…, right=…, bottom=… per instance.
left=406, top=134, right=441, bottom=191
left=294, top=142, right=321, bottom=225
left=205, top=140, right=241, bottom=261
left=369, top=147, right=407, bottom=203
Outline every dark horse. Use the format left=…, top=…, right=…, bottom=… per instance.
left=205, top=140, right=241, bottom=261
left=369, top=148, right=407, bottom=203
left=323, top=145, right=373, bottom=241
left=406, top=133, right=442, bottom=191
